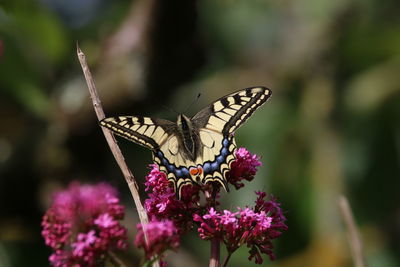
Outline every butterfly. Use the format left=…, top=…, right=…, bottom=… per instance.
left=100, top=86, right=271, bottom=199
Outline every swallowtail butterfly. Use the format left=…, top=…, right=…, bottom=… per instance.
left=100, top=87, right=271, bottom=199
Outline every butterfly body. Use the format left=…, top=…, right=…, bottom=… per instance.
left=176, top=114, right=199, bottom=161
left=100, top=87, right=271, bottom=198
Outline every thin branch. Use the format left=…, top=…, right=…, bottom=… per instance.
left=77, top=45, right=159, bottom=266
left=338, top=195, right=366, bottom=267
left=108, top=251, right=126, bottom=267
left=222, top=252, right=232, bottom=267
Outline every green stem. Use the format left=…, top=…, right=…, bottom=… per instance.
left=108, top=251, right=126, bottom=267
left=222, top=252, right=232, bottom=267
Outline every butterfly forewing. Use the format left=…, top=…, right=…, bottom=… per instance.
left=101, top=116, right=194, bottom=194
left=192, top=87, right=272, bottom=135
left=100, top=116, right=177, bottom=150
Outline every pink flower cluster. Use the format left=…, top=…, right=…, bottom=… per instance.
left=143, top=147, right=263, bottom=232
left=137, top=147, right=285, bottom=264
left=194, top=191, right=287, bottom=264
left=136, top=165, right=202, bottom=260
left=41, top=182, right=128, bottom=267
left=135, top=220, right=180, bottom=259
left=144, top=165, right=202, bottom=232
left=226, top=147, right=262, bottom=189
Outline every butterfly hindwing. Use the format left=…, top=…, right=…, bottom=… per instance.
left=193, top=128, right=232, bottom=189
left=152, top=135, right=192, bottom=194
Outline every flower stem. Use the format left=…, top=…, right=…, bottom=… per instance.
left=222, top=252, right=232, bottom=267
left=205, top=188, right=220, bottom=267
left=209, top=238, right=220, bottom=267
left=108, top=251, right=126, bottom=267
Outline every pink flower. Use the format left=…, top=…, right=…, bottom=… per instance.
left=220, top=210, right=238, bottom=225
left=143, top=165, right=203, bottom=233
left=135, top=220, right=180, bottom=259
left=94, top=213, right=117, bottom=228
left=194, top=192, right=287, bottom=264
left=41, top=182, right=128, bottom=267
left=203, top=207, right=218, bottom=219
left=227, top=148, right=262, bottom=189
left=72, top=230, right=97, bottom=257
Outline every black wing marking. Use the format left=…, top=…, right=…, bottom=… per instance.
left=192, top=86, right=271, bottom=135
left=100, top=116, right=177, bottom=150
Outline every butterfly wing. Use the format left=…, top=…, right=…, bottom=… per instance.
left=100, top=116, right=177, bottom=150
left=192, top=86, right=272, bottom=134
left=100, top=116, right=192, bottom=194
left=192, top=86, right=271, bottom=187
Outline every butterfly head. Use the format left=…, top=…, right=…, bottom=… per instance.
left=176, top=114, right=191, bottom=128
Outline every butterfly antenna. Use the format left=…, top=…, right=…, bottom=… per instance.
left=183, top=92, right=202, bottom=114
left=161, top=104, right=179, bottom=115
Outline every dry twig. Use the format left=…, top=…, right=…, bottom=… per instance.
left=338, top=195, right=366, bottom=267
left=77, top=45, right=160, bottom=266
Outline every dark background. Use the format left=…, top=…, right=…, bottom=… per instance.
left=0, top=0, right=399, bottom=266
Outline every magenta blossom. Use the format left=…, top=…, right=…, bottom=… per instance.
left=135, top=220, right=180, bottom=259
left=226, top=147, right=262, bottom=189
left=142, top=148, right=286, bottom=265
left=144, top=164, right=202, bottom=232
left=193, top=191, right=287, bottom=264
left=41, top=182, right=128, bottom=267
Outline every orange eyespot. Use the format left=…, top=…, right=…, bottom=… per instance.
left=190, top=167, right=199, bottom=176
left=190, top=166, right=203, bottom=176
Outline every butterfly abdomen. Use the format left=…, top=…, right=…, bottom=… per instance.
left=177, top=114, right=200, bottom=161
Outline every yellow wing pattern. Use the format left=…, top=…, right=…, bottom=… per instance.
left=100, top=116, right=177, bottom=150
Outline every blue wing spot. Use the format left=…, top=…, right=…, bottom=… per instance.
left=211, top=162, right=219, bottom=171
left=167, top=164, right=175, bottom=172
left=162, top=158, right=169, bottom=166
left=157, top=151, right=164, bottom=158
left=203, top=162, right=211, bottom=173
left=216, top=155, right=225, bottom=164
left=175, top=169, right=183, bottom=178
left=182, top=167, right=190, bottom=177
left=223, top=138, right=229, bottom=147
left=221, top=147, right=228, bottom=157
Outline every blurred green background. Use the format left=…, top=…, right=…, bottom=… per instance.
left=1, top=0, right=399, bottom=266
